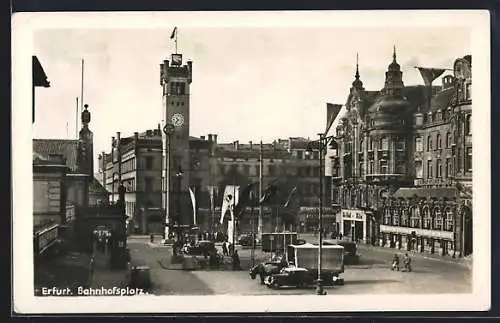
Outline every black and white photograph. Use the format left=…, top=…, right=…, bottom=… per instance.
left=12, top=10, right=490, bottom=313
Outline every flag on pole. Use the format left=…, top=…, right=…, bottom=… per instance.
left=219, top=185, right=240, bottom=224
left=416, top=67, right=446, bottom=86
left=234, top=182, right=258, bottom=218
left=189, top=187, right=197, bottom=225
left=170, top=27, right=178, bottom=39
left=282, top=186, right=298, bottom=208
left=259, top=184, right=279, bottom=206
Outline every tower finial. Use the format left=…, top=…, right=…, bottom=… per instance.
left=355, top=52, right=360, bottom=79
left=393, top=45, right=397, bottom=62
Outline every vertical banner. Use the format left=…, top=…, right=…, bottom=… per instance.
left=189, top=187, right=197, bottom=225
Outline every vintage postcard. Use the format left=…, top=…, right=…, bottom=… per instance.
left=12, top=10, right=490, bottom=313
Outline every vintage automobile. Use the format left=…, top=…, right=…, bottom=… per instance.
left=264, top=267, right=314, bottom=289
left=185, top=240, right=216, bottom=256
left=249, top=257, right=288, bottom=284
left=323, top=239, right=359, bottom=265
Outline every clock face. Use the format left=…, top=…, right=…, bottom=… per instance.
left=171, top=113, right=185, bottom=127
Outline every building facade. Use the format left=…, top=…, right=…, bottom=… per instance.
left=329, top=51, right=472, bottom=257
left=99, top=132, right=328, bottom=234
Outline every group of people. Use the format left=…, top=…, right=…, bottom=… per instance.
left=93, top=230, right=111, bottom=254
left=391, top=253, right=412, bottom=272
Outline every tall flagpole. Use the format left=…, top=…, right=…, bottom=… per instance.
left=258, top=140, right=264, bottom=239
left=81, top=59, right=84, bottom=113
left=175, top=28, right=178, bottom=54
left=75, top=97, right=79, bottom=138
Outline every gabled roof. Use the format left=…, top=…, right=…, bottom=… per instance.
left=89, top=177, right=108, bottom=196
left=33, top=139, right=79, bottom=172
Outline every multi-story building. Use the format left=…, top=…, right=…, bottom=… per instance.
left=99, top=132, right=328, bottom=234
left=329, top=50, right=472, bottom=257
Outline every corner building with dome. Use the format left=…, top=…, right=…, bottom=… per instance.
left=329, top=49, right=472, bottom=258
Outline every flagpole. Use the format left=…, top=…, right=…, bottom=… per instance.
left=175, top=28, right=178, bottom=54
left=258, top=140, right=263, bottom=238
left=80, top=59, right=84, bottom=115
left=75, top=97, right=79, bottom=138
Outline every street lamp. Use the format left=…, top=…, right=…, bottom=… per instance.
left=306, top=132, right=337, bottom=296
left=162, top=123, right=175, bottom=241
left=175, top=167, right=184, bottom=243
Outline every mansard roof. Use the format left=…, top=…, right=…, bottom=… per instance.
left=33, top=139, right=79, bottom=172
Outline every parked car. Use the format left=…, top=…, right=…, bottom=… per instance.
left=249, top=258, right=288, bottom=284
left=185, top=240, right=216, bottom=256
left=238, top=234, right=257, bottom=247
left=264, top=267, right=314, bottom=289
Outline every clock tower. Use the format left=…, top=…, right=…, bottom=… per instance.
left=160, top=53, right=193, bottom=229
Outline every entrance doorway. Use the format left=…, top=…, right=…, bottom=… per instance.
left=463, top=207, right=473, bottom=256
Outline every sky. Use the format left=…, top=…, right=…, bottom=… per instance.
left=31, top=16, right=472, bottom=171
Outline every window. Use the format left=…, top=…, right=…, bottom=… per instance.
left=415, top=136, right=423, bottom=152
left=392, top=211, right=400, bottom=226
left=369, top=138, right=374, bottom=151
left=436, top=134, right=442, bottom=149
left=296, top=150, right=303, bottom=159
left=384, top=209, right=391, bottom=225
left=145, top=156, right=154, bottom=170
left=396, top=162, right=406, bottom=174
left=465, top=83, right=471, bottom=100
left=427, top=135, right=433, bottom=151
left=446, top=158, right=452, bottom=178
left=145, top=177, right=153, bottom=193
left=415, top=160, right=423, bottom=179
left=359, top=161, right=364, bottom=176
left=427, top=160, right=433, bottom=178
left=170, top=82, right=186, bottom=95
left=423, top=208, right=431, bottom=229
left=410, top=207, right=420, bottom=228
left=396, top=138, right=405, bottom=151
left=445, top=209, right=454, bottom=231
left=434, top=209, right=443, bottom=230
left=466, top=147, right=472, bottom=171
left=446, top=132, right=452, bottom=148
left=380, top=160, right=388, bottom=174
left=401, top=209, right=409, bottom=227
left=437, top=159, right=442, bottom=178
left=466, top=115, right=472, bottom=135
left=359, top=139, right=364, bottom=152
left=369, top=160, right=374, bottom=174
left=380, top=137, right=389, bottom=150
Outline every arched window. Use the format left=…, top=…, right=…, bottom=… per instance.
left=436, top=133, right=442, bottom=149
left=423, top=207, right=431, bottom=229
left=445, top=209, right=454, bottom=231
left=401, top=209, right=409, bottom=227
left=384, top=208, right=391, bottom=225
left=427, top=135, right=433, bottom=151
left=380, top=137, right=389, bottom=150
left=410, top=207, right=420, bottom=228
left=434, top=208, right=443, bottom=230
left=359, top=138, right=364, bottom=152
left=415, top=136, right=423, bottom=152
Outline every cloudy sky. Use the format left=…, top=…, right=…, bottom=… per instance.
left=28, top=12, right=473, bottom=171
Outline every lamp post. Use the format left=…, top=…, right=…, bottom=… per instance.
left=174, top=167, right=184, bottom=244
left=162, top=123, right=175, bottom=241
left=306, top=132, right=337, bottom=296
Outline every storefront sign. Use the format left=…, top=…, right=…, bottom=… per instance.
left=341, top=209, right=365, bottom=221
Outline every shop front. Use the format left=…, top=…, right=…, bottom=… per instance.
left=339, top=209, right=371, bottom=244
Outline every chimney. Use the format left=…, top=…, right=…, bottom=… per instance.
left=134, top=132, right=139, bottom=140
left=234, top=140, right=239, bottom=150
left=249, top=141, right=253, bottom=150
left=213, top=134, right=218, bottom=144
left=200, top=135, right=205, bottom=140
left=208, top=134, right=213, bottom=142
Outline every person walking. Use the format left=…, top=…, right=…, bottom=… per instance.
left=222, top=240, right=228, bottom=256
left=232, top=250, right=241, bottom=271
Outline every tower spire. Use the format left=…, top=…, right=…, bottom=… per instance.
left=355, top=52, right=360, bottom=79
left=393, top=45, right=397, bottom=63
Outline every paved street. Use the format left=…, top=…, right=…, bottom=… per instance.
left=126, top=235, right=471, bottom=295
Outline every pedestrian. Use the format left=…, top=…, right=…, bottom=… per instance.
left=232, top=250, right=241, bottom=271
left=222, top=241, right=228, bottom=256
left=339, top=232, right=343, bottom=240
